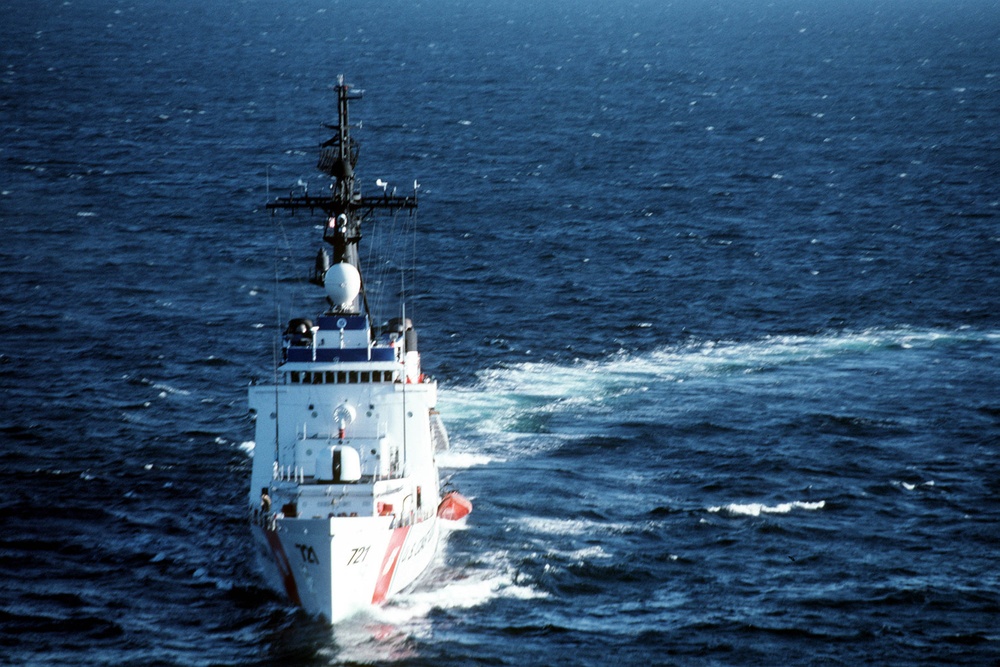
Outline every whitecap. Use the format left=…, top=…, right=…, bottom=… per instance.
left=708, top=500, right=826, bottom=517
left=152, top=382, right=191, bottom=396
left=518, top=515, right=632, bottom=537
left=557, top=545, right=611, bottom=561
left=896, top=479, right=934, bottom=491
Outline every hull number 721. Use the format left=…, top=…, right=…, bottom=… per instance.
left=348, top=546, right=370, bottom=566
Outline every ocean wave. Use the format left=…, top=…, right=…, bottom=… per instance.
left=708, top=500, right=827, bottom=517
left=895, top=480, right=936, bottom=491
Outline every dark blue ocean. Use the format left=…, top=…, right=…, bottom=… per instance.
left=2, top=0, right=999, bottom=664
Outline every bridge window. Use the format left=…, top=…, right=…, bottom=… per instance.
left=287, top=369, right=399, bottom=384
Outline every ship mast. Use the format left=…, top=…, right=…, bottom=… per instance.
left=267, top=75, right=417, bottom=317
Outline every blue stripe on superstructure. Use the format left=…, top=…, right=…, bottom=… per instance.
left=316, top=349, right=369, bottom=362
left=317, top=315, right=367, bottom=330
left=286, top=348, right=395, bottom=363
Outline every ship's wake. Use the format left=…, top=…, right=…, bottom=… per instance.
left=439, top=325, right=997, bottom=457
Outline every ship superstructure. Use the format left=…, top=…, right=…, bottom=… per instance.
left=247, top=77, right=470, bottom=622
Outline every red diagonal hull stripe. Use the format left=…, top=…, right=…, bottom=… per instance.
left=264, top=529, right=302, bottom=606
left=372, top=526, right=410, bottom=604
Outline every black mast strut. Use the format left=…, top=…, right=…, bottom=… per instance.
left=267, top=76, right=418, bottom=311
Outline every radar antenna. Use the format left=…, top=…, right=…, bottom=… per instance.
left=267, top=76, right=418, bottom=319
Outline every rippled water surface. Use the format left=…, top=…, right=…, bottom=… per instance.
left=2, top=0, right=999, bottom=664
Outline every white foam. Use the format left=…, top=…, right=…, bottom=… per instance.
left=436, top=450, right=495, bottom=468
left=315, top=528, right=538, bottom=660
left=325, top=556, right=546, bottom=665
left=708, top=500, right=826, bottom=516
left=518, top=515, right=632, bottom=537
left=390, top=576, right=503, bottom=617
left=238, top=441, right=255, bottom=455
left=519, top=516, right=593, bottom=537
left=438, top=516, right=470, bottom=531
left=437, top=327, right=998, bottom=466
left=560, top=545, right=611, bottom=561
left=446, top=328, right=989, bottom=416
left=369, top=549, right=545, bottom=631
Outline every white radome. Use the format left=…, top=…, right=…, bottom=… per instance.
left=324, top=262, right=362, bottom=308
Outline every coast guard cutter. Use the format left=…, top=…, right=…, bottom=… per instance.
left=248, top=77, right=471, bottom=622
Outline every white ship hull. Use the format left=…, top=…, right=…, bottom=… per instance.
left=252, top=514, right=439, bottom=622
left=248, top=371, right=449, bottom=621
left=247, top=78, right=470, bottom=623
